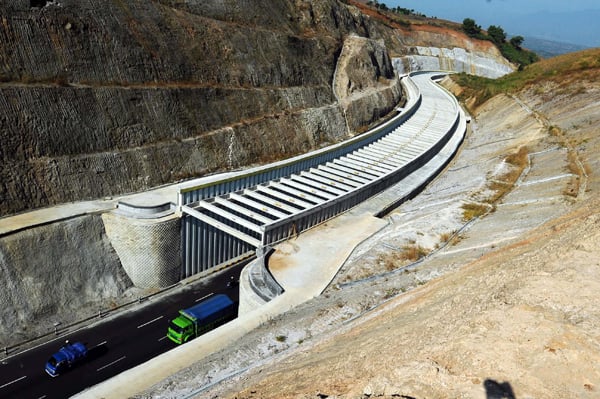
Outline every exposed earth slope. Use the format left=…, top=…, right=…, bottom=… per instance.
left=139, top=50, right=600, bottom=398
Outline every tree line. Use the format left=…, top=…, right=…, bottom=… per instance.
left=462, top=18, right=539, bottom=69
left=366, top=1, right=426, bottom=17
left=361, top=1, right=540, bottom=69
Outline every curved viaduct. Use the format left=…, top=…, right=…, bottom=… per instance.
left=77, top=71, right=467, bottom=399
left=173, top=71, right=467, bottom=303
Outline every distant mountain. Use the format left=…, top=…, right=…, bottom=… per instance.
left=522, top=36, right=590, bottom=59
left=505, top=9, right=600, bottom=49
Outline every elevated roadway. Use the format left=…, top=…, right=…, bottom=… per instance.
left=178, top=72, right=464, bottom=282
left=77, top=71, right=469, bottom=398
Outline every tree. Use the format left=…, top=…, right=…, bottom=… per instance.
left=510, top=35, right=524, bottom=49
left=462, top=18, right=481, bottom=37
left=487, top=25, right=506, bottom=44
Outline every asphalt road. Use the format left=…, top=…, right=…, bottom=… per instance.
left=0, top=261, right=247, bottom=399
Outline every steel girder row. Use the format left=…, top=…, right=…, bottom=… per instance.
left=179, top=72, right=461, bottom=277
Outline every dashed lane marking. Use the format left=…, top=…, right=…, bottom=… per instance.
left=0, top=375, right=26, bottom=389
left=96, top=356, right=126, bottom=372
left=137, top=316, right=163, bottom=329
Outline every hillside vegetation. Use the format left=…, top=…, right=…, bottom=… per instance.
left=454, top=47, right=600, bottom=108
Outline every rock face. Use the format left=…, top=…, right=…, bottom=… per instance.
left=0, top=215, right=131, bottom=344
left=334, top=35, right=403, bottom=131
left=394, top=46, right=514, bottom=78
left=392, top=24, right=515, bottom=78
left=0, top=0, right=401, bottom=217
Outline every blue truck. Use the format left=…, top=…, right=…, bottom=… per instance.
left=45, top=341, right=88, bottom=377
left=167, top=294, right=236, bottom=344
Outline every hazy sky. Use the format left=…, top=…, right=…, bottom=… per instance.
left=385, top=0, right=600, bottom=47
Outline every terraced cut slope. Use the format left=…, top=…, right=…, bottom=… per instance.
left=0, top=0, right=401, bottom=217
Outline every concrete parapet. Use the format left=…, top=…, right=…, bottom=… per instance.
left=102, top=211, right=181, bottom=289
left=115, top=201, right=176, bottom=219
left=238, top=261, right=264, bottom=315
left=239, top=247, right=284, bottom=314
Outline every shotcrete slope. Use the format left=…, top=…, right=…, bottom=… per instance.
left=0, top=0, right=400, bottom=216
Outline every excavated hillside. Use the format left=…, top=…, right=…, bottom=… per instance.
left=1, top=0, right=400, bottom=346
left=350, top=1, right=515, bottom=78
left=0, top=0, right=405, bottom=217
left=0, top=0, right=513, bottom=217
left=0, top=0, right=516, bottom=348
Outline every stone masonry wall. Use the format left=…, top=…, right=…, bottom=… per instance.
left=102, top=212, right=181, bottom=289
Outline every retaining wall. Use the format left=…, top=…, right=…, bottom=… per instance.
left=102, top=209, right=181, bottom=288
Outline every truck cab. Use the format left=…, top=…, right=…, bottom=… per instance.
left=167, top=317, right=195, bottom=344
left=45, top=341, right=88, bottom=377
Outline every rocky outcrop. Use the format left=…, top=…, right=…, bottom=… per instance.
left=334, top=35, right=403, bottom=131
left=0, top=215, right=131, bottom=344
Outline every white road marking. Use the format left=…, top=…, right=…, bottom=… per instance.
left=0, top=375, right=26, bottom=389
left=195, top=293, right=214, bottom=302
left=137, top=316, right=163, bottom=329
left=96, top=356, right=126, bottom=372
left=158, top=336, right=167, bottom=342
left=94, top=341, right=107, bottom=348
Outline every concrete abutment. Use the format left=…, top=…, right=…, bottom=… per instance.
left=102, top=203, right=181, bottom=289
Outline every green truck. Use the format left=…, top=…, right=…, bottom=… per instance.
left=167, top=294, right=237, bottom=344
